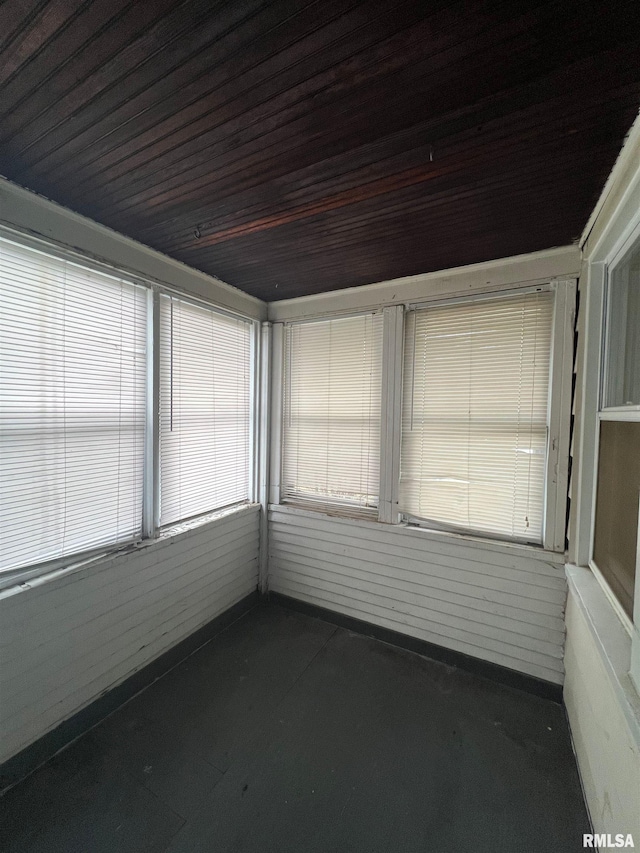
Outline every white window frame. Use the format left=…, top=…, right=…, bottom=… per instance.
left=156, top=290, right=257, bottom=528
left=273, top=280, right=575, bottom=552
left=0, top=227, right=260, bottom=590
left=575, top=211, right=640, bottom=694
left=277, top=310, right=384, bottom=517
left=379, top=283, right=575, bottom=550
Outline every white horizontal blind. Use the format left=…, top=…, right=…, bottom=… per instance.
left=0, top=237, right=146, bottom=572
left=282, top=313, right=383, bottom=510
left=159, top=296, right=251, bottom=526
left=400, top=291, right=553, bottom=542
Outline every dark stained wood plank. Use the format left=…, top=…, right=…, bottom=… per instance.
left=60, top=0, right=543, bottom=208
left=0, top=0, right=236, bottom=152
left=27, top=0, right=435, bottom=188
left=188, top=208, right=585, bottom=298
left=0, top=0, right=171, bottom=133
left=14, top=0, right=358, bottom=178
left=157, top=135, right=624, bottom=296
left=178, top=148, right=618, bottom=266
left=25, top=0, right=633, bottom=207
left=103, top=74, right=638, bottom=261
left=0, top=0, right=48, bottom=51
left=0, top=0, right=639, bottom=300
left=0, top=0, right=82, bottom=81
left=121, top=65, right=632, bottom=241
left=170, top=148, right=624, bottom=263
left=131, top=82, right=639, bottom=253
left=74, top=9, right=640, bottom=220
left=3, top=0, right=279, bottom=160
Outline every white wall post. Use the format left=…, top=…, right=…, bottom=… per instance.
left=573, top=262, right=606, bottom=567
left=544, top=279, right=577, bottom=552
left=248, top=320, right=260, bottom=505
left=143, top=287, right=160, bottom=537
left=269, top=323, right=284, bottom=507
left=378, top=305, right=404, bottom=524
left=258, top=322, right=272, bottom=594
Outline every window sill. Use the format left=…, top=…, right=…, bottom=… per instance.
left=0, top=503, right=259, bottom=600
left=403, top=513, right=544, bottom=550
left=158, top=502, right=255, bottom=538
left=269, top=503, right=564, bottom=564
left=566, top=564, right=640, bottom=749
left=279, top=499, right=378, bottom=522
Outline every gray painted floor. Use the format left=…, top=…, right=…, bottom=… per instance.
left=0, top=603, right=590, bottom=852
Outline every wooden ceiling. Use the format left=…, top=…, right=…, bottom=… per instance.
left=1, top=1, right=639, bottom=301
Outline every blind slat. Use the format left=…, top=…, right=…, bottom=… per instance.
left=159, top=295, right=250, bottom=526
left=399, top=291, right=553, bottom=542
left=282, top=313, right=383, bottom=509
left=0, top=238, right=147, bottom=572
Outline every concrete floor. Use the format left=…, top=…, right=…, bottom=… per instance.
left=0, top=603, right=590, bottom=852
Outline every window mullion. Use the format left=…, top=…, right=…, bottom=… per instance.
left=271, top=322, right=285, bottom=506
left=258, top=321, right=272, bottom=593
left=378, top=305, right=404, bottom=523
left=632, top=502, right=640, bottom=692
left=544, top=279, right=577, bottom=552
left=248, top=319, right=260, bottom=504
left=143, top=287, right=160, bottom=538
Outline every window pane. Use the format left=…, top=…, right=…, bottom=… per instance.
left=159, top=296, right=251, bottom=526
left=604, top=243, right=640, bottom=407
left=282, top=313, right=383, bottom=509
left=593, top=420, right=640, bottom=618
left=0, top=238, right=146, bottom=572
left=400, top=291, right=553, bottom=542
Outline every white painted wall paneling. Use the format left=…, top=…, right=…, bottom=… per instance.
left=565, top=113, right=640, bottom=835
left=269, top=505, right=566, bottom=684
left=564, top=567, right=640, bottom=840
left=0, top=504, right=259, bottom=764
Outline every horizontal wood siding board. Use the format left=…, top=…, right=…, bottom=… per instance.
left=269, top=525, right=565, bottom=595
left=269, top=592, right=564, bottom=698
left=0, top=591, right=259, bottom=791
left=0, top=508, right=260, bottom=765
left=1, top=506, right=259, bottom=626
left=2, top=569, right=257, bottom=736
left=1, top=548, right=258, bottom=684
left=1, top=545, right=258, bottom=699
left=2, top=572, right=257, bottom=739
left=268, top=509, right=566, bottom=683
left=3, top=574, right=258, bottom=748
left=274, top=571, right=562, bottom=662
left=269, top=537, right=565, bottom=619
left=269, top=550, right=565, bottom=632
left=2, top=561, right=258, bottom=688
left=2, top=533, right=259, bottom=647
left=269, top=518, right=565, bottom=586
left=1, top=526, right=259, bottom=645
left=269, top=582, right=564, bottom=684
left=269, top=505, right=564, bottom=567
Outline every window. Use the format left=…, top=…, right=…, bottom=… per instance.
left=159, top=295, right=251, bottom=526
left=593, top=421, right=640, bottom=618
left=592, top=238, right=640, bottom=621
left=0, top=236, right=146, bottom=572
left=399, top=291, right=553, bottom=542
left=603, top=244, right=640, bottom=408
left=282, top=313, right=383, bottom=512
left=0, top=233, right=257, bottom=580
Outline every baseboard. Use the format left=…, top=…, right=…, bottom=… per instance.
left=0, top=590, right=259, bottom=793
left=267, top=592, right=564, bottom=704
